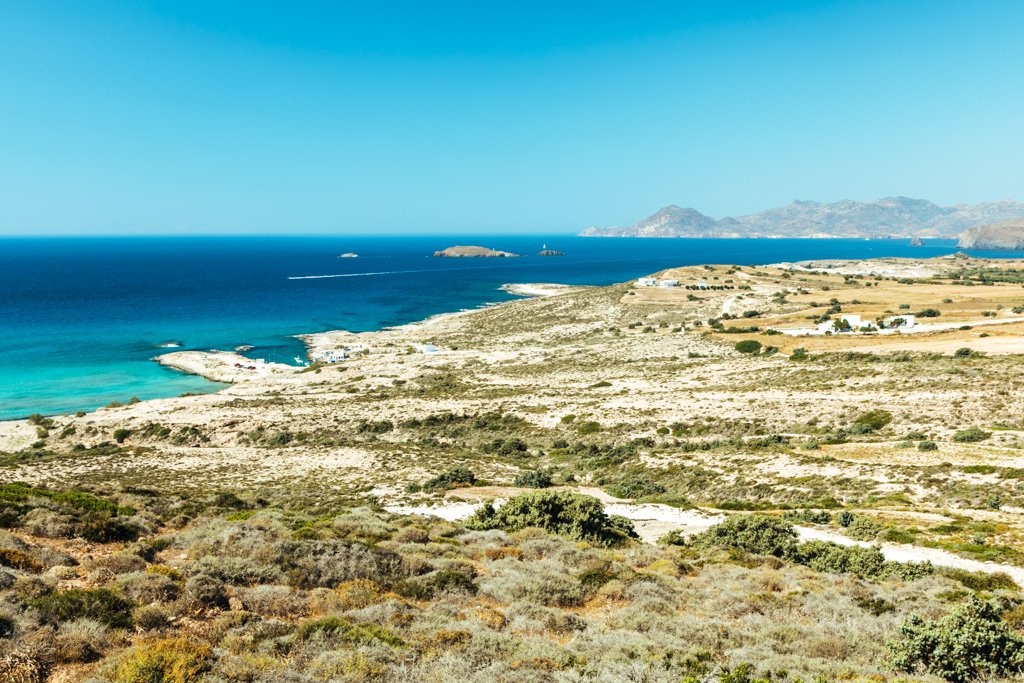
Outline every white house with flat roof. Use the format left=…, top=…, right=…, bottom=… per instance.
left=658, top=279, right=680, bottom=288
left=636, top=277, right=657, bottom=287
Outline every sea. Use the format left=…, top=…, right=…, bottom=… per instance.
left=0, top=235, right=1005, bottom=420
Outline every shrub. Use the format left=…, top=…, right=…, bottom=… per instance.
left=181, top=574, right=228, bottom=610
left=110, top=636, right=213, bottom=683
left=134, top=604, right=171, bottom=631
left=0, top=548, right=43, bottom=572
left=791, top=540, right=887, bottom=578
left=334, top=579, right=387, bottom=610
left=693, top=515, right=798, bottom=558
left=790, top=347, right=808, bottom=360
left=513, top=470, right=553, bottom=488
left=953, top=426, right=990, bottom=443
left=853, top=409, right=893, bottom=432
left=888, top=597, right=1024, bottom=683
left=845, top=516, right=883, bottom=541
left=918, top=440, right=938, bottom=451
left=119, top=572, right=180, bottom=604
left=423, top=467, right=476, bottom=490
left=465, top=491, right=637, bottom=546
left=607, top=476, right=667, bottom=500
left=395, top=570, right=478, bottom=600
left=915, top=308, right=941, bottom=318
left=837, top=511, right=854, bottom=527
left=576, top=420, right=601, bottom=435
left=295, top=616, right=404, bottom=647
left=953, top=347, right=974, bottom=358
left=356, top=419, right=393, bottom=434
left=939, top=568, right=1018, bottom=592
left=33, top=588, right=135, bottom=629
left=734, top=340, right=762, bottom=354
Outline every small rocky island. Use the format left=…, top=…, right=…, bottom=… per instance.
left=538, top=249, right=564, bottom=256
left=957, top=219, right=1024, bottom=250
left=433, top=245, right=520, bottom=258
left=910, top=236, right=924, bottom=246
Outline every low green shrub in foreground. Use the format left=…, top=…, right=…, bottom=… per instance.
left=466, top=491, right=637, bottom=546
left=888, top=597, right=1024, bottom=683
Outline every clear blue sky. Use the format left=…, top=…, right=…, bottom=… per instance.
left=1, top=1, right=1022, bottom=235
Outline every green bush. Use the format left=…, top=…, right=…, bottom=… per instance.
left=296, top=616, right=404, bottom=646
left=952, top=426, right=991, bottom=443
left=692, top=515, right=798, bottom=558
left=394, top=570, right=478, bottom=600
left=853, top=409, right=893, bottom=432
left=790, top=540, right=887, bottom=578
left=918, top=440, right=938, bottom=451
left=33, top=588, right=135, bottom=629
left=423, top=466, right=476, bottom=490
left=513, top=470, right=553, bottom=488
left=607, top=476, right=666, bottom=500
left=734, top=340, right=762, bottom=354
left=837, top=511, right=854, bottom=527
left=465, top=491, right=637, bottom=546
left=845, top=516, right=883, bottom=541
left=888, top=597, right=1024, bottom=683
left=938, top=568, right=1018, bottom=592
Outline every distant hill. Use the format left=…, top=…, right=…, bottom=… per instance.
left=957, top=219, right=1024, bottom=250
left=580, top=197, right=1024, bottom=238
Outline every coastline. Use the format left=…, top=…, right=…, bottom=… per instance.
left=160, top=282, right=580, bottom=384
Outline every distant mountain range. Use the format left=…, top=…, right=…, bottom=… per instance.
left=579, top=197, right=1024, bottom=239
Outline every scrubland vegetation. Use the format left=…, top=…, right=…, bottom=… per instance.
left=0, top=483, right=1023, bottom=682
left=4, top=255, right=1024, bottom=680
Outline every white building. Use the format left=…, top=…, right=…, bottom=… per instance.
left=636, top=277, right=657, bottom=287
left=658, top=279, right=680, bottom=288
left=816, top=314, right=871, bottom=334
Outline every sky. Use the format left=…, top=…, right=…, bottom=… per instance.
left=1, top=0, right=1022, bottom=235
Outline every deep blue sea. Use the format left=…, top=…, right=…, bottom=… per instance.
left=0, top=235, right=1003, bottom=420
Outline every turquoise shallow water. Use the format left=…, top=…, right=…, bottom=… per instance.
left=0, top=235, right=996, bottom=420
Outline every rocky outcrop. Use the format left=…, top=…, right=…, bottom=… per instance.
left=538, top=249, right=564, bottom=256
left=910, top=236, right=924, bottom=246
left=433, top=246, right=520, bottom=258
left=957, top=219, right=1024, bottom=250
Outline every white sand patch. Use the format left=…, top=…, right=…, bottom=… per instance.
left=501, top=283, right=579, bottom=298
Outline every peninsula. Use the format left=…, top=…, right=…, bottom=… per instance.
left=958, top=218, right=1024, bottom=250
